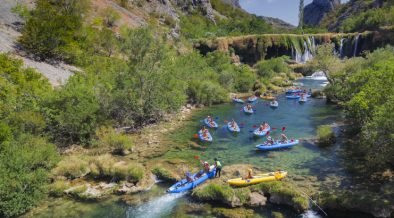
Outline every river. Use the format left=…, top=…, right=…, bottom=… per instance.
left=25, top=78, right=365, bottom=218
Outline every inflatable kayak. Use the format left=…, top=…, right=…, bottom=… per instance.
left=243, top=106, right=254, bottom=114
left=286, top=89, right=302, bottom=94
left=261, top=96, right=275, bottom=100
left=198, top=130, right=213, bottom=142
left=227, top=170, right=287, bottom=187
left=253, top=126, right=271, bottom=137
left=167, top=168, right=216, bottom=193
left=270, top=101, right=279, bottom=108
left=227, top=122, right=240, bottom=133
left=286, top=95, right=301, bottom=99
left=256, top=139, right=299, bottom=151
left=232, top=98, right=244, bottom=104
left=248, top=96, right=258, bottom=102
left=204, top=118, right=218, bottom=128
left=298, top=97, right=307, bottom=103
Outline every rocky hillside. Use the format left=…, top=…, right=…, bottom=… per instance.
left=303, top=0, right=341, bottom=26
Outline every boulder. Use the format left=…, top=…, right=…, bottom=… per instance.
left=248, top=192, right=267, bottom=207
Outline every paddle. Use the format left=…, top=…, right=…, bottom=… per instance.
left=194, top=155, right=200, bottom=160
left=193, top=134, right=199, bottom=139
left=282, top=127, right=286, bottom=132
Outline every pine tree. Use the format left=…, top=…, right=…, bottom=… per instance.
left=299, top=0, right=304, bottom=31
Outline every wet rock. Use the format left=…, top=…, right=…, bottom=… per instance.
left=248, top=192, right=267, bottom=207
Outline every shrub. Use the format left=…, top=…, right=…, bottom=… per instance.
left=95, top=126, right=133, bottom=155
left=256, top=57, right=290, bottom=80
left=317, top=125, right=336, bottom=146
left=152, top=167, right=177, bottom=182
left=53, top=156, right=90, bottom=179
left=89, top=154, right=115, bottom=178
left=48, top=180, right=70, bottom=197
left=192, top=183, right=233, bottom=202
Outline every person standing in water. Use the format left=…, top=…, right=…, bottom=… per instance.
left=214, top=158, right=222, bottom=178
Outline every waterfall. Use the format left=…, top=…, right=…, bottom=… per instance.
left=339, top=38, right=345, bottom=59
left=292, top=37, right=316, bottom=63
left=300, top=210, right=322, bottom=218
left=306, top=71, right=327, bottom=81
left=353, top=34, right=360, bottom=57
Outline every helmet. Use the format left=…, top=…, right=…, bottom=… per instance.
left=248, top=168, right=252, bottom=173
left=204, top=161, right=208, bottom=164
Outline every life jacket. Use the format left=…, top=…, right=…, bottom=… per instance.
left=215, top=161, right=222, bottom=168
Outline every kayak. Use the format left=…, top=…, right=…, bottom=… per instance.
left=167, top=168, right=216, bottom=193
left=286, top=95, right=301, bottom=99
left=286, top=89, right=303, bottom=94
left=232, top=98, right=244, bottom=104
left=198, top=130, right=213, bottom=142
left=248, top=96, right=258, bottom=102
left=298, top=97, right=307, bottom=103
left=227, top=171, right=287, bottom=187
left=204, top=118, right=218, bottom=128
left=261, top=96, right=275, bottom=100
left=227, top=122, right=240, bottom=133
left=243, top=106, right=254, bottom=114
left=256, top=139, right=299, bottom=151
left=253, top=126, right=271, bottom=137
left=270, top=101, right=279, bottom=108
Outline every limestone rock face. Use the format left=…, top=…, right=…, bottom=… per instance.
left=248, top=192, right=267, bottom=207
left=304, top=0, right=341, bottom=26
left=220, top=0, right=241, bottom=8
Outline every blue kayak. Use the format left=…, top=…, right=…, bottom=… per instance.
left=227, top=122, right=240, bottom=133
left=198, top=130, right=213, bottom=142
left=286, top=89, right=303, bottom=94
left=204, top=118, right=218, bottom=128
left=232, top=98, right=244, bottom=104
left=253, top=126, right=271, bottom=137
left=286, top=95, right=301, bottom=99
left=256, top=140, right=299, bottom=151
left=167, top=169, right=216, bottom=193
left=243, top=106, right=254, bottom=114
left=248, top=96, right=258, bottom=102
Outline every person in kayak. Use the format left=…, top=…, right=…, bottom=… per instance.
left=201, top=126, right=209, bottom=140
left=200, top=160, right=211, bottom=173
left=185, top=172, right=194, bottom=183
left=280, top=133, right=288, bottom=142
left=243, top=168, right=253, bottom=180
left=194, top=170, right=204, bottom=180
left=230, top=119, right=236, bottom=128
left=246, top=104, right=252, bottom=110
left=266, top=136, right=274, bottom=145
left=214, top=158, right=222, bottom=178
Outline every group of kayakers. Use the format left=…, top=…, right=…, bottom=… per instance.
left=265, top=133, right=288, bottom=145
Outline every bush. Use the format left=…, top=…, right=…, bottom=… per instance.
left=256, top=57, right=290, bottom=80
left=193, top=183, right=233, bottom=202
left=53, top=156, right=90, bottom=179
left=48, top=180, right=70, bottom=197
left=317, top=125, right=336, bottom=146
left=95, top=126, right=133, bottom=155
left=88, top=155, right=144, bottom=182
left=151, top=167, right=177, bottom=182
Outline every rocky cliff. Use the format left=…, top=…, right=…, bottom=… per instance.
left=304, top=0, right=341, bottom=26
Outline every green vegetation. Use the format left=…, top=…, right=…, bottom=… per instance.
left=317, top=125, right=336, bottom=146
left=314, top=45, right=394, bottom=171
left=322, top=0, right=394, bottom=32
left=0, top=54, right=59, bottom=217
left=53, top=156, right=90, bottom=179
left=151, top=167, right=177, bottom=182
left=193, top=183, right=234, bottom=202
left=180, top=0, right=274, bottom=39
left=95, top=126, right=133, bottom=155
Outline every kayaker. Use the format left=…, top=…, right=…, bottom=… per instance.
left=246, top=104, right=252, bottom=110
left=214, top=158, right=222, bottom=178
left=266, top=136, right=274, bottom=145
left=185, top=172, right=194, bottom=183
left=259, top=122, right=266, bottom=131
left=280, top=133, right=288, bottom=142
left=231, top=119, right=236, bottom=128
left=194, top=170, right=204, bottom=179
left=244, top=168, right=253, bottom=180
left=200, top=160, right=211, bottom=173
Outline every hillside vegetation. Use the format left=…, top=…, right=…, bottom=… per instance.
left=321, top=0, right=394, bottom=32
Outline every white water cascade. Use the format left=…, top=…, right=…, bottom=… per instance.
left=353, top=34, right=360, bottom=57
left=306, top=71, right=328, bottom=81
left=339, top=38, right=345, bottom=59
left=126, top=192, right=186, bottom=218
left=300, top=210, right=322, bottom=218
left=292, top=36, right=316, bottom=63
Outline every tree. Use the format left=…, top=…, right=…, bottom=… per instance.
left=311, top=43, right=341, bottom=85
left=19, top=0, right=89, bottom=61
left=299, top=0, right=304, bottom=31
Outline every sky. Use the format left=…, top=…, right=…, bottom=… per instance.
left=239, top=0, right=348, bottom=26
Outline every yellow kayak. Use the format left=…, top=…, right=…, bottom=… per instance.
left=260, top=96, right=275, bottom=100
left=227, top=171, right=287, bottom=187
